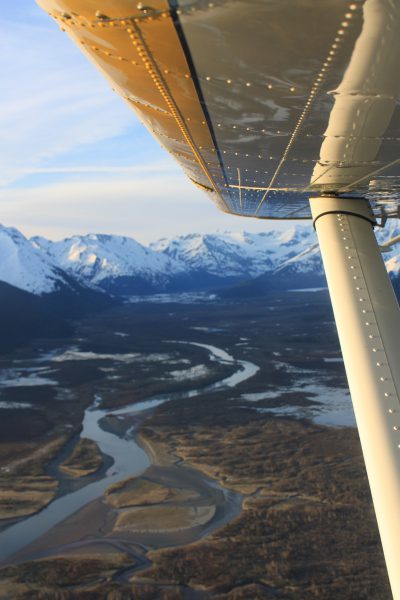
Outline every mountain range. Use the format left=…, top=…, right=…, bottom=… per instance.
left=8, top=226, right=326, bottom=295
left=3, top=222, right=400, bottom=296
left=0, top=222, right=399, bottom=349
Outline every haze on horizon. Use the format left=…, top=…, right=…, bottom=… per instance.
left=0, top=1, right=299, bottom=244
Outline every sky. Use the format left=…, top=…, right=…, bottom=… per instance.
left=0, top=1, right=299, bottom=244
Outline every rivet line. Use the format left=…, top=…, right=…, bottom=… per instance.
left=254, top=2, right=360, bottom=216
left=337, top=214, right=400, bottom=437
left=127, top=20, right=228, bottom=210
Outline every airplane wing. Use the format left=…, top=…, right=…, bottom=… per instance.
left=36, top=0, right=400, bottom=220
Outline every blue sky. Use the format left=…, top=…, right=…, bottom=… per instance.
left=0, top=1, right=295, bottom=243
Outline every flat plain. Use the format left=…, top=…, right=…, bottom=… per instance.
left=0, top=291, right=392, bottom=599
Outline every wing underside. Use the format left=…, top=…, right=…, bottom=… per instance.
left=37, top=0, right=400, bottom=220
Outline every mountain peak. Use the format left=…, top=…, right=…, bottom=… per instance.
left=0, top=225, right=68, bottom=295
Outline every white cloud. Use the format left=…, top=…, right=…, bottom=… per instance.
left=6, top=160, right=176, bottom=178
left=0, top=14, right=135, bottom=185
left=0, top=170, right=294, bottom=243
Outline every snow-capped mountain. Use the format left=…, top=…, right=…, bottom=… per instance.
left=33, top=233, right=186, bottom=294
left=0, top=225, right=71, bottom=295
left=151, top=228, right=324, bottom=279
left=33, top=227, right=326, bottom=294
left=0, top=225, right=117, bottom=352
left=0, top=223, right=399, bottom=299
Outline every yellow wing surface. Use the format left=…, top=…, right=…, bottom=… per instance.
left=36, top=0, right=400, bottom=220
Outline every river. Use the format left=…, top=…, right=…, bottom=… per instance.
left=0, top=342, right=259, bottom=562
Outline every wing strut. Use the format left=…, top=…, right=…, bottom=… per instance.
left=310, top=195, right=400, bottom=600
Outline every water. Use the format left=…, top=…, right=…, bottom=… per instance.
left=242, top=379, right=354, bottom=426
left=0, top=343, right=258, bottom=562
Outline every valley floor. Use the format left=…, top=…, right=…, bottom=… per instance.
left=0, top=292, right=392, bottom=599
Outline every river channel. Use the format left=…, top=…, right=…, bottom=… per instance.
left=0, top=342, right=259, bottom=562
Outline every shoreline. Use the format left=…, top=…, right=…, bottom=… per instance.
left=1, top=405, right=384, bottom=599
left=0, top=413, right=243, bottom=568
left=0, top=400, right=359, bottom=567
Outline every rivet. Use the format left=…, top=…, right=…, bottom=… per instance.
left=95, top=10, right=109, bottom=19
left=137, top=2, right=152, bottom=11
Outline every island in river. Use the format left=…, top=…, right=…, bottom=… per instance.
left=0, top=293, right=392, bottom=599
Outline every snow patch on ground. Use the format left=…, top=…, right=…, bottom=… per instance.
left=0, top=369, right=57, bottom=388
left=0, top=401, right=33, bottom=409
left=50, top=350, right=172, bottom=363
left=169, top=364, right=210, bottom=381
left=323, top=357, right=343, bottom=363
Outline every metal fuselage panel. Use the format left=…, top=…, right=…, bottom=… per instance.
left=36, top=0, right=400, bottom=220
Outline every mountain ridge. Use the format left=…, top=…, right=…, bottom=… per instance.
left=0, top=223, right=398, bottom=298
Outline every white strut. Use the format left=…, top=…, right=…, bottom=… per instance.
left=310, top=195, right=400, bottom=600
